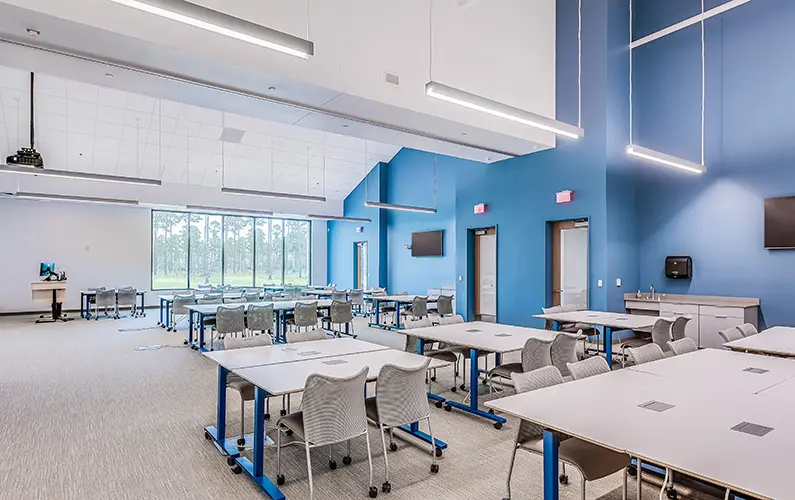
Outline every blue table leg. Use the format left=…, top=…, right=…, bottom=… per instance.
left=139, top=293, right=145, bottom=317
left=605, top=326, right=613, bottom=369
left=188, top=311, right=194, bottom=346
left=235, top=387, right=285, bottom=500
left=199, top=313, right=207, bottom=352
left=158, top=297, right=163, bottom=326
left=368, top=299, right=383, bottom=328
left=394, top=300, right=402, bottom=329
left=443, top=348, right=506, bottom=427
left=543, top=430, right=560, bottom=500
left=281, top=311, right=288, bottom=342
left=553, top=320, right=560, bottom=331
left=80, top=293, right=85, bottom=318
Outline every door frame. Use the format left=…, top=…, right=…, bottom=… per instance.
left=353, top=241, right=367, bottom=289
left=467, top=225, right=498, bottom=322
left=545, top=217, right=589, bottom=308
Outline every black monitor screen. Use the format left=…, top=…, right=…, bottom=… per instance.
left=411, top=230, right=443, bottom=257
left=765, top=196, right=795, bottom=249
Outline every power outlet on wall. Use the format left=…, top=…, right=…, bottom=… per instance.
left=597, top=280, right=603, bottom=287
left=616, top=278, right=622, bottom=287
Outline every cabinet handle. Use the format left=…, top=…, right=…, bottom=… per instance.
left=715, top=315, right=728, bottom=319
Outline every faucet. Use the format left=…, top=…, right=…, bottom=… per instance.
left=650, top=285, right=655, bottom=300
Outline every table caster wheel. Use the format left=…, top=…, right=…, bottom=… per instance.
left=237, top=437, right=246, bottom=446
left=389, top=442, right=397, bottom=452
left=329, top=460, right=337, bottom=470
left=231, top=464, right=242, bottom=474
left=264, top=413, right=271, bottom=420
left=204, top=431, right=211, bottom=440
left=488, top=409, right=494, bottom=414
left=459, top=384, right=466, bottom=391
left=277, top=474, right=285, bottom=485
left=343, top=455, right=352, bottom=465
left=435, top=401, right=443, bottom=408
left=493, top=422, right=503, bottom=430
left=183, top=340, right=188, bottom=345
left=559, top=474, right=569, bottom=484
left=280, top=409, right=287, bottom=416
left=430, top=464, right=439, bottom=474
left=435, top=447, right=443, bottom=458
left=430, top=376, right=437, bottom=382
left=450, top=387, right=457, bottom=393
left=369, top=486, right=378, bottom=498
left=444, top=405, right=452, bottom=412
left=666, top=488, right=678, bottom=500
left=227, top=456, right=236, bottom=466
left=382, top=482, right=391, bottom=493
left=482, top=379, right=488, bottom=386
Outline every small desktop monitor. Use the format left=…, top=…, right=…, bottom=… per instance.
left=40, top=262, right=56, bottom=277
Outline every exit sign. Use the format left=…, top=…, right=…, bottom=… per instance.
left=474, top=203, right=487, bottom=214
left=556, top=190, right=573, bottom=204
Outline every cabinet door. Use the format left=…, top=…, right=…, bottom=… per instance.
left=699, top=314, right=743, bottom=349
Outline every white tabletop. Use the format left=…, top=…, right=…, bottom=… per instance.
left=406, top=321, right=558, bottom=353
left=533, top=310, right=660, bottom=330
left=486, top=368, right=794, bottom=500
left=82, top=289, right=144, bottom=295
left=724, top=326, right=795, bottom=357
left=372, top=295, right=437, bottom=303
left=202, top=338, right=389, bottom=370
left=186, top=299, right=333, bottom=315
left=628, top=348, right=795, bottom=394
left=234, top=348, right=450, bottom=396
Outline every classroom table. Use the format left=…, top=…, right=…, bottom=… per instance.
left=185, top=299, right=333, bottom=352
left=157, top=292, right=246, bottom=329
left=80, top=289, right=145, bottom=319
left=368, top=295, right=438, bottom=329
left=724, top=326, right=795, bottom=357
left=206, top=344, right=450, bottom=500
left=407, top=321, right=558, bottom=428
left=533, top=310, right=661, bottom=368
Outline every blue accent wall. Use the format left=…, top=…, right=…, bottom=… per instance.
left=633, top=0, right=795, bottom=327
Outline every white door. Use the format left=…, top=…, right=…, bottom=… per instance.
left=478, top=234, right=497, bottom=316
left=560, top=228, right=588, bottom=309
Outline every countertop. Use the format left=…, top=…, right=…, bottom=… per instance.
left=624, top=293, right=760, bottom=308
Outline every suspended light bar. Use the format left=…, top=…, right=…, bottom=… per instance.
left=425, top=81, right=584, bottom=139
left=186, top=204, right=273, bottom=216
left=106, top=0, right=314, bottom=59
left=307, top=214, right=371, bottom=223
left=364, top=201, right=437, bottom=214
left=221, top=187, right=326, bottom=202
left=14, top=191, right=139, bottom=206
left=626, top=145, right=705, bottom=174
left=0, top=164, right=161, bottom=186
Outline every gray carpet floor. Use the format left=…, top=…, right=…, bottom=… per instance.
left=0, top=313, right=716, bottom=500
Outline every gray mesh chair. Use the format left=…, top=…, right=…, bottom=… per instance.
left=325, top=300, right=355, bottom=338
left=169, top=294, right=195, bottom=331
left=198, top=295, right=223, bottom=305
left=365, top=359, right=438, bottom=493
left=263, top=292, right=275, bottom=302
left=435, top=295, right=454, bottom=318
left=380, top=291, right=408, bottom=324
left=243, top=292, right=261, bottom=302
left=736, top=323, right=758, bottom=337
left=276, top=367, right=377, bottom=499
left=403, top=321, right=461, bottom=396
left=551, top=331, right=581, bottom=378
left=567, top=356, right=610, bottom=380
left=349, top=290, right=365, bottom=315
left=286, top=328, right=327, bottom=343
left=438, top=314, right=464, bottom=326
left=331, top=290, right=348, bottom=302
left=667, top=338, right=698, bottom=355
left=94, top=289, right=117, bottom=320
left=487, top=337, right=553, bottom=394
left=246, top=304, right=274, bottom=336
left=670, top=316, right=691, bottom=341
left=505, top=366, right=630, bottom=500
left=224, top=334, right=274, bottom=446
left=402, top=296, right=429, bottom=319
left=116, top=287, right=138, bottom=318
left=210, top=305, right=245, bottom=351
left=620, top=318, right=672, bottom=367
left=289, top=302, right=319, bottom=332
left=628, top=343, right=665, bottom=365
left=718, top=327, right=744, bottom=344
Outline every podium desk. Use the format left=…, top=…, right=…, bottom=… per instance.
left=31, top=281, right=70, bottom=323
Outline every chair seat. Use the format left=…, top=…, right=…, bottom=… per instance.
left=520, top=436, right=630, bottom=481
left=450, top=346, right=487, bottom=357
left=488, top=363, right=523, bottom=379
left=278, top=411, right=306, bottom=441
left=227, top=374, right=255, bottom=401
left=424, top=349, right=458, bottom=364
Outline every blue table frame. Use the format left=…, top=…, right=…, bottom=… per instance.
left=80, top=291, right=145, bottom=320
left=552, top=321, right=614, bottom=368
left=158, top=296, right=172, bottom=328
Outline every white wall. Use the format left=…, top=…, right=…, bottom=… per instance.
left=0, top=198, right=329, bottom=313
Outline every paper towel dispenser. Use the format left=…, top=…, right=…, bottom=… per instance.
left=665, top=256, right=692, bottom=279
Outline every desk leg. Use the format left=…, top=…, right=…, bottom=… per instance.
left=443, top=348, right=506, bottom=427
left=543, top=430, right=560, bottom=500
left=139, top=293, right=145, bottom=317
left=80, top=293, right=85, bottom=318
left=187, top=311, right=194, bottom=346
left=394, top=300, right=402, bottom=329
left=235, top=387, right=285, bottom=500
left=158, top=298, right=163, bottom=326
left=417, top=338, right=446, bottom=407
left=604, top=326, right=613, bottom=369
left=553, top=320, right=560, bottom=331
left=199, top=314, right=207, bottom=351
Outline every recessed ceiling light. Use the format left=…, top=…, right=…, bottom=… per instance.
left=268, top=86, right=276, bottom=91
left=26, top=28, right=40, bottom=36
left=342, top=124, right=349, bottom=128
left=461, top=132, right=467, bottom=136
left=105, top=73, right=114, bottom=78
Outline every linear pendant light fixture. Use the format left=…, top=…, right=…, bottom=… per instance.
left=14, top=191, right=139, bottom=206
left=364, top=201, right=437, bottom=214
left=424, top=0, right=584, bottom=139
left=0, top=164, right=162, bottom=186
left=625, top=0, right=706, bottom=174
left=221, top=187, right=326, bottom=203
left=106, top=0, right=314, bottom=59
left=307, top=214, right=372, bottom=223
left=186, top=204, right=274, bottom=216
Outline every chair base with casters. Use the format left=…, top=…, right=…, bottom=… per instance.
left=487, top=363, right=523, bottom=395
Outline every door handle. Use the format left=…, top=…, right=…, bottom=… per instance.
left=553, top=289, right=563, bottom=293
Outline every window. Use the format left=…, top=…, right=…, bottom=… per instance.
left=151, top=211, right=189, bottom=289
left=151, top=210, right=310, bottom=289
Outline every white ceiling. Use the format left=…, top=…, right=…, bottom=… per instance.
left=0, top=65, right=400, bottom=200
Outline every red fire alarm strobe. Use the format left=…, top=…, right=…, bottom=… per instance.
left=556, top=190, right=573, bottom=204
left=474, top=203, right=487, bottom=214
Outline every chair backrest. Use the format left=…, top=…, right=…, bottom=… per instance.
left=667, top=338, right=698, bottom=355
left=330, top=300, right=353, bottom=324
left=567, top=356, right=610, bottom=380
left=436, top=295, right=454, bottom=316
left=293, top=301, right=319, bottom=328
left=198, top=297, right=223, bottom=305
left=286, top=328, right=327, bottom=343
left=224, top=333, right=273, bottom=350
left=224, top=297, right=246, bottom=304
left=331, top=290, right=348, bottom=302
left=651, top=318, right=674, bottom=351
left=216, top=305, right=246, bottom=335
left=550, top=332, right=580, bottom=377
left=246, top=304, right=274, bottom=331
left=411, top=296, right=428, bottom=318
left=263, top=292, right=275, bottom=301
left=244, top=293, right=261, bottom=302
left=372, top=290, right=388, bottom=297
left=403, top=317, right=433, bottom=330
left=718, top=327, right=744, bottom=343
left=395, top=291, right=409, bottom=296
left=511, top=366, right=564, bottom=442
left=172, top=295, right=195, bottom=314
left=349, top=290, right=365, bottom=306
left=628, top=343, right=665, bottom=365
left=736, top=323, right=758, bottom=337
left=88, top=287, right=106, bottom=292
left=437, top=314, right=465, bottom=325
left=376, top=359, right=432, bottom=427
left=117, top=288, right=137, bottom=306
left=521, top=337, right=553, bottom=372
left=96, top=289, right=116, bottom=306
left=670, top=316, right=691, bottom=341
left=302, top=366, right=369, bottom=446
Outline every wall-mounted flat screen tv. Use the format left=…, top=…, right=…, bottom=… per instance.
left=764, top=196, right=795, bottom=249
left=412, top=230, right=444, bottom=257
